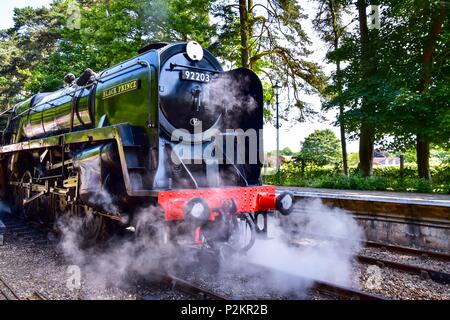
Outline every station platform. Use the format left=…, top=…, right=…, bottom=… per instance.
left=277, top=186, right=450, bottom=207
left=277, top=186, right=450, bottom=253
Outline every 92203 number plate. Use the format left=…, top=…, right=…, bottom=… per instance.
left=180, top=70, right=211, bottom=83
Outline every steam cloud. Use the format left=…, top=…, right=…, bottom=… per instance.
left=246, top=198, right=363, bottom=286
left=206, top=71, right=258, bottom=127
left=57, top=197, right=364, bottom=299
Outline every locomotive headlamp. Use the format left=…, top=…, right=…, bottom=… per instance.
left=186, top=41, right=204, bottom=61
left=276, top=192, right=294, bottom=216
left=185, top=197, right=210, bottom=226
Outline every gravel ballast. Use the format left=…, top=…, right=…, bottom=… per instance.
left=1, top=217, right=448, bottom=300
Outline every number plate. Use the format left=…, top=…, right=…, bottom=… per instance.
left=180, top=70, right=211, bottom=83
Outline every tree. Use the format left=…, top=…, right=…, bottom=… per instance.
left=0, top=5, right=61, bottom=106
left=316, top=1, right=382, bottom=177
left=321, top=1, right=449, bottom=180
left=0, top=0, right=217, bottom=101
left=213, top=0, right=326, bottom=120
left=375, top=0, right=449, bottom=180
left=313, top=0, right=350, bottom=176
left=355, top=0, right=378, bottom=177
left=280, top=147, right=294, bottom=156
left=412, top=1, right=447, bottom=180
left=295, top=129, right=342, bottom=175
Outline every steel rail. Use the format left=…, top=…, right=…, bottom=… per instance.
left=152, top=273, right=229, bottom=300
left=290, top=232, right=450, bottom=262
left=312, top=280, right=384, bottom=300
left=0, top=276, right=20, bottom=300
left=364, top=241, right=450, bottom=262
left=29, top=292, right=48, bottom=300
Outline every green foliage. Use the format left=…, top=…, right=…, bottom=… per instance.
left=347, top=152, right=359, bottom=167
left=0, top=0, right=216, bottom=102
left=212, top=0, right=326, bottom=120
left=323, top=0, right=450, bottom=152
left=295, top=129, right=342, bottom=167
left=280, top=147, right=294, bottom=156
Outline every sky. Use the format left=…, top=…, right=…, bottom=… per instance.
left=0, top=0, right=359, bottom=153
left=0, top=0, right=53, bottom=29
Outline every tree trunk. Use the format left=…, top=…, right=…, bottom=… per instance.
left=416, top=135, right=431, bottom=180
left=357, top=123, right=374, bottom=176
left=339, top=103, right=349, bottom=175
left=356, top=0, right=376, bottom=177
left=239, top=0, right=250, bottom=68
left=415, top=2, right=446, bottom=180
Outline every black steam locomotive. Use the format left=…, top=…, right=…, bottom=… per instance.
left=0, top=41, right=294, bottom=251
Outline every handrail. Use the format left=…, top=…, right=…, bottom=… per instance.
left=10, top=60, right=149, bottom=121
left=0, top=107, right=14, bottom=118
left=137, top=60, right=156, bottom=128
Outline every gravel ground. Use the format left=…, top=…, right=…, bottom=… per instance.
left=0, top=221, right=334, bottom=300
left=0, top=218, right=192, bottom=300
left=176, top=267, right=315, bottom=300
left=291, top=236, right=449, bottom=300
left=356, top=262, right=449, bottom=300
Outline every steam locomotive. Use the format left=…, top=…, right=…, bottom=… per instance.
left=0, top=41, right=294, bottom=251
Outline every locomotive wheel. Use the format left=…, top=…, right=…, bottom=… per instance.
left=14, top=170, right=33, bottom=218
left=226, top=213, right=256, bottom=253
left=75, top=205, right=106, bottom=248
left=14, top=170, right=50, bottom=224
left=50, top=194, right=69, bottom=231
left=53, top=198, right=106, bottom=248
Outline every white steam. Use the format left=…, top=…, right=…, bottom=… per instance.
left=56, top=197, right=364, bottom=298
left=246, top=199, right=364, bottom=286
left=206, top=71, right=258, bottom=127
left=213, top=198, right=364, bottom=297
left=57, top=205, right=179, bottom=295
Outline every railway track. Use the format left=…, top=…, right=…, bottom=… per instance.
left=0, top=277, right=20, bottom=300
left=0, top=276, right=48, bottom=301
left=29, top=292, right=48, bottom=300
left=247, top=263, right=386, bottom=300
left=2, top=201, right=446, bottom=300
left=292, top=232, right=450, bottom=263
left=290, top=235, right=450, bottom=285
left=147, top=265, right=386, bottom=301
left=363, top=241, right=450, bottom=262
left=0, top=214, right=55, bottom=246
left=148, top=273, right=229, bottom=300
left=356, top=255, right=450, bottom=284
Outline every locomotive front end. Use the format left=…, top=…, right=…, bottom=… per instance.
left=154, top=41, right=296, bottom=251
left=158, top=186, right=295, bottom=251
